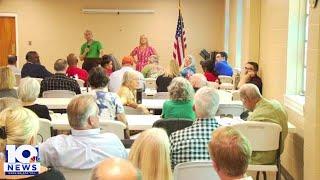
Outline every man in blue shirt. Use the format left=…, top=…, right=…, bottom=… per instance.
left=214, top=51, right=233, bottom=77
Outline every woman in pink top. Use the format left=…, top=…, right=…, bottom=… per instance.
left=130, top=34, right=157, bottom=71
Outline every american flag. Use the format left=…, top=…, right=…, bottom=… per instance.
left=173, top=9, right=186, bottom=66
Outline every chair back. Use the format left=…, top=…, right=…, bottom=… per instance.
left=38, top=118, right=51, bottom=143
left=232, top=121, right=282, bottom=151
left=216, top=104, right=244, bottom=117
left=100, top=121, right=126, bottom=139
left=218, top=75, right=233, bottom=84
left=76, top=79, right=85, bottom=87
left=43, top=90, right=76, bottom=98
left=232, top=90, right=240, bottom=100
left=152, top=119, right=193, bottom=136
left=124, top=106, right=145, bottom=115
left=145, top=78, right=156, bottom=89
left=58, top=167, right=92, bottom=180
left=174, top=161, right=219, bottom=180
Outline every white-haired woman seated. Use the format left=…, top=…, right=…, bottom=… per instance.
left=129, top=128, right=172, bottom=180
left=162, top=77, right=196, bottom=121
left=117, top=71, right=149, bottom=114
left=18, top=77, right=51, bottom=120
left=0, top=107, right=65, bottom=179
left=141, top=55, right=164, bottom=78
left=180, top=55, right=196, bottom=79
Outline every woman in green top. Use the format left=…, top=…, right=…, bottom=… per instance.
left=162, top=77, right=196, bottom=121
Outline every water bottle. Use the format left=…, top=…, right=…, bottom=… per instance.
left=136, top=88, right=143, bottom=104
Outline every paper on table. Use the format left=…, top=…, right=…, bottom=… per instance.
left=216, top=116, right=244, bottom=126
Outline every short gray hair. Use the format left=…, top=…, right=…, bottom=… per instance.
left=54, top=59, right=68, bottom=71
left=148, top=55, right=159, bottom=64
left=239, top=84, right=262, bottom=101
left=168, top=77, right=194, bottom=101
left=194, top=86, right=219, bottom=117
left=189, top=73, right=208, bottom=88
left=67, top=94, right=99, bottom=128
left=18, top=77, right=40, bottom=102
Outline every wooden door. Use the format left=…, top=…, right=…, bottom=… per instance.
left=0, top=17, right=16, bottom=67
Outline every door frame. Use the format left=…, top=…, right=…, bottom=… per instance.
left=0, top=13, right=19, bottom=67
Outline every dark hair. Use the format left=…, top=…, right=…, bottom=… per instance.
left=247, top=62, right=259, bottom=71
left=200, top=59, right=215, bottom=73
left=88, top=67, right=109, bottom=88
left=25, top=51, right=39, bottom=64
left=8, top=55, right=17, bottom=65
left=219, top=51, right=228, bottom=60
left=54, top=59, right=68, bottom=71
left=101, top=55, right=113, bottom=68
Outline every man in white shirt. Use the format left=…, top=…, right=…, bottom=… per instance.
left=108, top=56, right=145, bottom=93
left=7, top=55, right=21, bottom=75
left=40, top=94, right=127, bottom=169
left=208, top=126, right=253, bottom=180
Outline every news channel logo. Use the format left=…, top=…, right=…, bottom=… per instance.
left=4, top=145, right=40, bottom=175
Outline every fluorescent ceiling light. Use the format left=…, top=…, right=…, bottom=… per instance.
left=82, top=9, right=155, bottom=14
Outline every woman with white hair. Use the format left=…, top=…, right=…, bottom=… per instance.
left=162, top=77, right=196, bottom=121
left=0, top=107, right=65, bottom=179
left=117, top=71, right=149, bottom=114
left=141, top=55, right=164, bottom=78
left=129, top=128, right=172, bottom=180
left=18, top=77, right=51, bottom=120
left=180, top=55, right=196, bottom=79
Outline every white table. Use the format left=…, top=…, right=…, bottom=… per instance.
left=36, top=89, right=242, bottom=110
left=50, top=114, right=161, bottom=131
left=50, top=114, right=296, bottom=133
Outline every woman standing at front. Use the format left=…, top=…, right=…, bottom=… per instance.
left=130, top=35, right=157, bottom=72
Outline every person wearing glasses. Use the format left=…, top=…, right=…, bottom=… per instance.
left=238, top=62, right=263, bottom=94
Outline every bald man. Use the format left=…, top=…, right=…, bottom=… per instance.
left=239, top=83, right=288, bottom=165
left=91, top=158, right=140, bottom=180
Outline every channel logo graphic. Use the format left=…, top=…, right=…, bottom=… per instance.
left=4, top=145, right=40, bottom=175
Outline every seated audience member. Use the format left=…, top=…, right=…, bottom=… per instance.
left=88, top=67, right=129, bottom=138
left=162, top=77, right=196, bottom=121
left=214, top=52, right=233, bottom=77
left=201, top=59, right=218, bottom=82
left=238, top=62, right=263, bottom=94
left=209, top=126, right=253, bottom=180
left=40, top=94, right=127, bottom=169
left=40, top=59, right=81, bottom=96
left=156, top=59, right=180, bottom=92
left=0, top=67, right=18, bottom=98
left=0, top=107, right=65, bottom=180
left=0, top=97, right=21, bottom=112
left=21, top=51, right=52, bottom=78
left=118, top=71, right=149, bottom=114
left=129, top=128, right=172, bottom=180
left=7, top=55, right=21, bottom=75
left=239, top=84, right=288, bottom=164
left=18, top=77, right=51, bottom=120
left=109, top=56, right=145, bottom=93
left=180, top=55, right=196, bottom=79
left=189, top=73, right=208, bottom=92
left=170, top=86, right=220, bottom=168
left=101, top=54, right=114, bottom=76
left=91, top=158, right=139, bottom=180
left=141, top=55, right=164, bottom=78
left=66, top=53, right=89, bottom=83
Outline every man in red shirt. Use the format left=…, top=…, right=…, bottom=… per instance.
left=66, top=53, right=89, bottom=83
